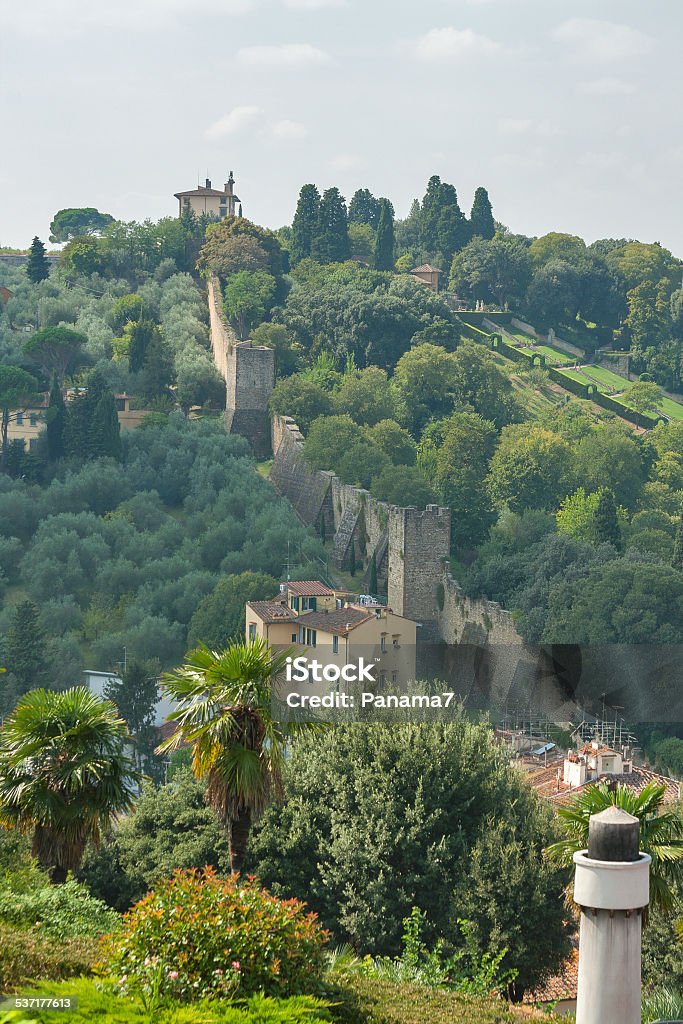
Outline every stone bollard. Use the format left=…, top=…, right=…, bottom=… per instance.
left=574, top=806, right=651, bottom=1024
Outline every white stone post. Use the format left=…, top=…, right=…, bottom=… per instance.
left=574, top=806, right=651, bottom=1024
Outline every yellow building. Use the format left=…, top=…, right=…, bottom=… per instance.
left=6, top=401, right=46, bottom=453
left=174, top=173, right=240, bottom=220
left=246, top=581, right=417, bottom=688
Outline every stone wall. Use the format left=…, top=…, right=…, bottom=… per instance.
left=270, top=414, right=522, bottom=645
left=208, top=276, right=275, bottom=457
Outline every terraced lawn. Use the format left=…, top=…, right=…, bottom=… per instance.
left=580, top=365, right=629, bottom=392
left=660, top=396, right=683, bottom=420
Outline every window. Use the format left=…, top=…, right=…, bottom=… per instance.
left=302, top=596, right=317, bottom=611
left=380, top=636, right=387, bottom=653
left=332, top=635, right=339, bottom=654
left=299, top=627, right=305, bottom=644
left=392, top=637, right=400, bottom=648
left=290, top=596, right=299, bottom=611
left=379, top=671, right=386, bottom=688
left=306, top=629, right=317, bottom=647
left=16, top=412, right=23, bottom=425
left=29, top=438, right=37, bottom=451
left=392, top=671, right=398, bottom=684
left=29, top=413, right=37, bottom=426
left=248, top=623, right=257, bottom=640
left=291, top=633, right=297, bottom=643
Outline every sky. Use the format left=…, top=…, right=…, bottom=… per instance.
left=2, top=0, right=682, bottom=253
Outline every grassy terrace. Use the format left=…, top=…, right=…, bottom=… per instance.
left=660, top=396, right=683, bottom=420
left=580, top=365, right=631, bottom=392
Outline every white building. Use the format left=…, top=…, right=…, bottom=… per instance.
left=82, top=669, right=176, bottom=727
left=563, top=741, right=633, bottom=789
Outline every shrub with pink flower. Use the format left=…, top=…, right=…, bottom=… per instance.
left=99, top=868, right=328, bottom=1003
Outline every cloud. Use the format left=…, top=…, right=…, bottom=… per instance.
left=271, top=120, right=309, bottom=140
left=205, top=106, right=262, bottom=140
left=499, top=118, right=564, bottom=139
left=283, top=0, right=344, bottom=7
left=237, top=43, right=332, bottom=67
left=554, top=19, right=654, bottom=62
left=5, top=0, right=254, bottom=34
left=578, top=77, right=636, bottom=96
left=414, top=26, right=501, bottom=60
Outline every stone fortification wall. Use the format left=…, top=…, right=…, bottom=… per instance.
left=208, top=276, right=274, bottom=457
left=270, top=415, right=523, bottom=645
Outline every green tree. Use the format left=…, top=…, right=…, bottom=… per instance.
left=268, top=375, right=332, bottom=433
left=374, top=199, right=395, bottom=272
left=348, top=188, right=381, bottom=230
left=104, top=659, right=160, bottom=771
left=22, top=326, right=88, bottom=382
left=110, top=293, right=145, bottom=332
left=59, top=234, right=103, bottom=277
left=223, top=271, right=276, bottom=340
left=312, top=188, right=350, bottom=264
left=436, top=412, right=498, bottom=548
left=487, top=425, right=575, bottom=513
left=333, top=366, right=395, bottom=426
left=290, top=184, right=321, bottom=265
left=529, top=232, right=586, bottom=267
left=49, top=208, right=115, bottom=243
left=304, top=414, right=359, bottom=471
left=371, top=465, right=437, bottom=507
left=252, top=322, right=301, bottom=377
left=392, top=344, right=458, bottom=434
left=366, top=419, right=416, bottom=465
left=127, top=320, right=158, bottom=374
left=545, top=781, right=683, bottom=915
left=574, top=423, right=645, bottom=510
left=450, top=236, right=532, bottom=308
left=46, top=373, right=66, bottom=462
left=26, top=237, right=50, bottom=283
left=0, top=687, right=140, bottom=883
left=337, top=440, right=390, bottom=488
left=594, top=487, right=622, bottom=550
left=3, top=600, right=49, bottom=702
left=0, top=366, right=40, bottom=470
left=622, top=380, right=664, bottom=415
left=139, top=329, right=175, bottom=403
left=187, top=572, right=278, bottom=650
left=198, top=216, right=284, bottom=279
left=93, top=390, right=122, bottom=461
left=673, top=512, right=683, bottom=570
left=159, top=638, right=319, bottom=872
left=451, top=342, right=520, bottom=427
left=247, top=721, right=571, bottom=994
left=79, top=769, right=231, bottom=911
left=348, top=222, right=375, bottom=264
left=469, top=187, right=495, bottom=241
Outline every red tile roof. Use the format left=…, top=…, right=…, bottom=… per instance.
left=411, top=264, right=443, bottom=275
left=523, top=948, right=578, bottom=1005
left=247, top=601, right=298, bottom=625
left=286, top=581, right=335, bottom=597
left=296, top=608, right=373, bottom=635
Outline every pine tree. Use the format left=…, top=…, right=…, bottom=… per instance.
left=26, top=237, right=49, bottom=283
left=470, top=187, right=495, bottom=240
left=46, top=373, right=66, bottom=461
left=349, top=540, right=356, bottom=577
left=312, top=188, right=350, bottom=264
left=369, top=551, right=378, bottom=594
left=5, top=600, right=48, bottom=698
left=374, top=199, right=395, bottom=272
left=291, top=184, right=321, bottom=265
left=594, top=488, right=622, bottom=551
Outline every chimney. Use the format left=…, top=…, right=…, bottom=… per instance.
left=205, top=178, right=211, bottom=189
left=225, top=172, right=234, bottom=195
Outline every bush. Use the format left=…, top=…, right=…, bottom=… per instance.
left=0, top=924, right=99, bottom=991
left=327, top=975, right=526, bottom=1024
left=101, top=868, right=329, bottom=1003
left=0, top=879, right=118, bottom=939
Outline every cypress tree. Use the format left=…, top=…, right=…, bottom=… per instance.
left=349, top=540, right=356, bottom=577
left=93, top=390, right=122, bottom=460
left=369, top=551, right=378, bottom=594
left=470, top=186, right=495, bottom=240
left=312, top=188, right=350, bottom=265
left=348, top=189, right=381, bottom=230
left=46, top=373, right=66, bottom=461
left=291, top=184, right=321, bottom=265
left=594, top=488, right=622, bottom=551
left=128, top=320, right=156, bottom=374
left=26, top=236, right=50, bottom=283
left=374, top=199, right=395, bottom=272
left=673, top=512, right=683, bottom=570
left=5, top=600, right=48, bottom=698
left=419, top=176, right=444, bottom=254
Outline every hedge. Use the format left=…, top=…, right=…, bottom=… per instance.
left=327, top=976, right=559, bottom=1024
left=0, top=924, right=99, bottom=992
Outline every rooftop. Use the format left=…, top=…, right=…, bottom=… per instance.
left=296, top=608, right=374, bottom=635
left=247, top=601, right=297, bottom=625
left=286, top=581, right=336, bottom=597
left=411, top=264, right=443, bottom=275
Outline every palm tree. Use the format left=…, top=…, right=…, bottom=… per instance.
left=158, top=638, right=320, bottom=872
left=545, top=780, right=683, bottom=915
left=0, top=687, right=141, bottom=883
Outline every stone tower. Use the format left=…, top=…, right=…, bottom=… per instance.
left=388, top=504, right=451, bottom=640
left=225, top=339, right=275, bottom=458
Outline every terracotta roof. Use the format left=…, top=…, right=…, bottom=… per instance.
left=247, top=601, right=297, bottom=625
left=523, top=949, right=578, bottom=1005
left=411, top=264, right=443, bottom=274
left=286, top=581, right=335, bottom=597
left=174, top=187, right=231, bottom=198
left=296, top=608, right=373, bottom=635
left=517, top=754, right=681, bottom=806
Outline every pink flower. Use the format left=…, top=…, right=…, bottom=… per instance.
left=118, top=976, right=128, bottom=985
left=168, top=971, right=179, bottom=980
left=144, top=958, right=151, bottom=967
left=232, top=961, right=241, bottom=972
left=214, top=969, right=223, bottom=975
